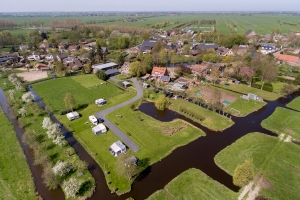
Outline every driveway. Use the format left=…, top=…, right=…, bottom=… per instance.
left=95, top=78, right=143, bottom=152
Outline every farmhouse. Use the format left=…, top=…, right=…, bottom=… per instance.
left=66, top=112, right=80, bottom=121
left=92, top=124, right=107, bottom=135
left=151, top=66, right=167, bottom=78
left=63, top=57, right=83, bottom=70
left=275, top=54, right=300, bottom=66
left=109, top=141, right=126, bottom=157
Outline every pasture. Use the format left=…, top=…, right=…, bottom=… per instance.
left=287, top=96, right=300, bottom=111
left=261, top=107, right=300, bottom=140
left=147, top=168, right=238, bottom=200
left=32, top=75, right=123, bottom=112
left=0, top=112, right=36, bottom=200
left=1, top=14, right=299, bottom=34
left=215, top=132, right=300, bottom=200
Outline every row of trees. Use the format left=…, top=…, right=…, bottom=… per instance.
left=50, top=19, right=82, bottom=29
left=0, top=20, right=18, bottom=28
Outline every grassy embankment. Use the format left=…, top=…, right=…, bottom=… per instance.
left=170, top=99, right=234, bottom=131
left=261, top=107, right=300, bottom=141
left=215, top=132, right=300, bottom=200
left=216, top=83, right=280, bottom=101
left=0, top=111, right=36, bottom=200
left=147, top=168, right=238, bottom=200
left=287, top=96, right=300, bottom=111
left=34, top=75, right=206, bottom=194
left=0, top=73, right=95, bottom=199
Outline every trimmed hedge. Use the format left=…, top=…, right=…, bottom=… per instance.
left=252, top=82, right=273, bottom=92
left=277, top=76, right=295, bottom=85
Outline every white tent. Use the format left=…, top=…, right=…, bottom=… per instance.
left=109, top=141, right=126, bottom=157
left=92, top=123, right=107, bottom=135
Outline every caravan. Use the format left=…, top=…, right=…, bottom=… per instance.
left=89, top=115, right=98, bottom=125
left=95, top=98, right=107, bottom=106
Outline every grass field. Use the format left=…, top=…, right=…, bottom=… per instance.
left=215, top=132, right=300, bottom=200
left=261, top=107, right=300, bottom=141
left=0, top=111, right=36, bottom=200
left=287, top=97, right=300, bottom=111
left=147, top=168, right=238, bottom=200
left=61, top=98, right=205, bottom=194
left=170, top=99, right=234, bottom=131
left=226, top=98, right=266, bottom=117
left=217, top=83, right=280, bottom=101
left=2, top=14, right=299, bottom=35
left=32, top=75, right=123, bottom=112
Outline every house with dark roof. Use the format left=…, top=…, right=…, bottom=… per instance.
left=57, top=54, right=68, bottom=62
left=237, top=45, right=248, bottom=56
left=245, top=30, right=256, bottom=37
left=63, top=57, right=83, bottom=70
left=0, top=53, right=19, bottom=64
left=192, top=43, right=219, bottom=51
left=217, top=47, right=234, bottom=57
left=68, top=45, right=79, bottom=52
left=139, top=40, right=157, bottom=53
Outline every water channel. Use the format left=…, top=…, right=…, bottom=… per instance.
left=1, top=85, right=299, bottom=200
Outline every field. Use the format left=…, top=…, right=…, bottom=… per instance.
left=147, top=168, right=238, bottom=200
left=0, top=111, right=36, bottom=200
left=216, top=83, right=280, bottom=101
left=214, top=132, right=300, bottom=200
left=170, top=99, right=234, bottom=131
left=287, top=96, right=300, bottom=111
left=261, top=107, right=300, bottom=141
left=226, top=98, right=266, bottom=117
left=32, top=75, right=123, bottom=112
left=2, top=14, right=300, bottom=34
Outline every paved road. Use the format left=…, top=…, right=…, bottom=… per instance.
left=95, top=78, right=143, bottom=152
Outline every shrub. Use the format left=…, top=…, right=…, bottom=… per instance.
left=233, top=158, right=254, bottom=187
left=63, top=178, right=82, bottom=198
left=277, top=76, right=295, bottom=85
left=52, top=161, right=73, bottom=177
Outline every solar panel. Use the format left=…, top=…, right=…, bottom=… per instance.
left=161, top=76, right=170, bottom=81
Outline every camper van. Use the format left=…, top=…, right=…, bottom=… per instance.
left=89, top=115, right=98, bottom=125
left=95, top=98, right=107, bottom=106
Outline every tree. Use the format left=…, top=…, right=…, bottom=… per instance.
left=52, top=160, right=73, bottom=177
left=95, top=70, right=107, bottom=81
left=22, top=91, right=35, bottom=102
left=281, top=84, right=296, bottom=95
left=233, top=158, right=254, bottom=187
left=211, top=89, right=222, bottom=112
left=295, top=74, right=300, bottom=85
left=42, top=117, right=52, bottom=130
left=18, top=105, right=27, bottom=116
left=46, top=123, right=61, bottom=139
left=116, top=53, right=125, bottom=66
left=42, top=163, right=60, bottom=190
left=63, top=178, right=82, bottom=198
left=96, top=39, right=103, bottom=62
left=174, top=66, right=183, bottom=76
left=129, top=61, right=142, bottom=77
left=210, top=67, right=220, bottom=84
left=155, top=95, right=169, bottom=111
left=64, top=93, right=76, bottom=111
left=115, top=154, right=138, bottom=180
left=8, top=89, right=15, bottom=100
left=221, top=55, right=232, bottom=64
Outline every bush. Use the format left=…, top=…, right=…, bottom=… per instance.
left=277, top=76, right=295, bottom=85
left=233, top=158, right=254, bottom=187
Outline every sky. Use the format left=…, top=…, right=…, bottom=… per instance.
left=0, top=0, right=299, bottom=12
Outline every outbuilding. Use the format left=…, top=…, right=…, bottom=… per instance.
left=109, top=141, right=126, bottom=157
left=92, top=123, right=107, bottom=135
left=122, top=81, right=131, bottom=88
left=66, top=112, right=80, bottom=121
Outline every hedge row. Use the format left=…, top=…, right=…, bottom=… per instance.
left=179, top=106, right=205, bottom=121
left=252, top=82, right=273, bottom=92
left=277, top=77, right=295, bottom=85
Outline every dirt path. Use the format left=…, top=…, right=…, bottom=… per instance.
left=238, top=181, right=254, bottom=200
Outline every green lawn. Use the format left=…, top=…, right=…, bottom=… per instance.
left=261, top=107, right=300, bottom=141
left=115, top=74, right=130, bottom=80
left=226, top=98, right=266, bottom=117
left=69, top=99, right=205, bottom=194
left=217, top=83, right=280, bottom=101
left=170, top=99, right=234, bottom=131
left=0, top=112, right=36, bottom=200
left=287, top=97, right=300, bottom=111
left=32, top=75, right=123, bottom=112
left=215, top=132, right=300, bottom=200
left=147, top=168, right=238, bottom=200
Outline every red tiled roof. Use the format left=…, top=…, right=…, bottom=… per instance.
left=151, top=66, right=167, bottom=75
left=276, top=54, right=299, bottom=63
left=35, top=63, right=47, bottom=68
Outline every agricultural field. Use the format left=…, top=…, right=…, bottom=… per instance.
left=287, top=96, right=300, bottom=111
left=261, top=107, right=300, bottom=141
left=2, top=14, right=300, bottom=35
left=0, top=112, right=36, bottom=200
left=215, top=132, right=300, bottom=200
left=32, top=75, right=123, bottom=112
left=147, top=168, right=238, bottom=200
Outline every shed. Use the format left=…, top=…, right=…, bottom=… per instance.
left=109, top=141, right=126, bottom=157
left=66, top=112, right=80, bottom=121
left=248, top=93, right=258, bottom=100
left=122, top=81, right=131, bottom=88
left=92, top=123, right=107, bottom=135
left=105, top=68, right=120, bottom=77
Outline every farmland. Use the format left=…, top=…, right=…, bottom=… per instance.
left=0, top=111, right=36, bottom=200
left=215, top=132, right=300, bottom=200
left=1, top=14, right=300, bottom=35
left=147, top=168, right=238, bottom=200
